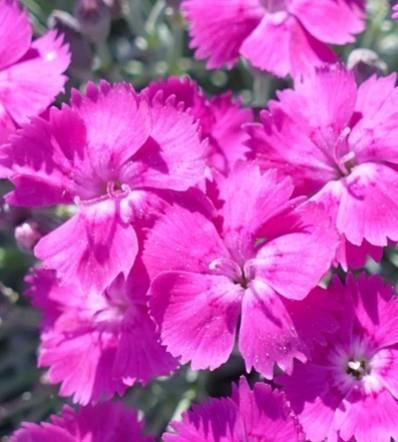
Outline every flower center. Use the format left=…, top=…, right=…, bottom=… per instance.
left=74, top=178, right=130, bottom=206
left=106, top=180, right=129, bottom=198
left=208, top=257, right=250, bottom=288
left=85, top=286, right=130, bottom=329
left=311, top=126, right=357, bottom=178
left=346, top=358, right=370, bottom=380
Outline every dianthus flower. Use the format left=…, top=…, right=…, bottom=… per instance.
left=10, top=401, right=153, bottom=442
left=144, top=161, right=338, bottom=376
left=182, top=0, right=365, bottom=77
left=0, top=0, right=69, bottom=145
left=2, top=81, right=206, bottom=293
left=164, top=377, right=303, bottom=441
left=279, top=274, right=398, bottom=442
left=393, top=2, right=398, bottom=20
left=144, top=77, right=253, bottom=176
left=27, top=264, right=177, bottom=405
left=248, top=65, right=398, bottom=268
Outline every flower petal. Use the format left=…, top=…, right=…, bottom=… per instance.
left=220, top=162, right=294, bottom=263
left=143, top=204, right=229, bottom=279
left=11, top=423, right=74, bottom=442
left=164, top=397, right=242, bottom=442
left=206, top=92, right=253, bottom=175
left=373, top=348, right=398, bottom=401
left=11, top=403, right=153, bottom=442
left=293, top=64, right=357, bottom=131
left=0, top=31, right=70, bottom=125
left=113, top=306, right=177, bottom=384
left=40, top=330, right=127, bottom=405
left=4, top=106, right=88, bottom=206
left=291, top=0, right=365, bottom=45
left=35, top=200, right=137, bottom=293
left=336, top=389, right=398, bottom=442
left=71, top=81, right=152, bottom=170
left=278, top=362, right=342, bottom=442
left=349, top=274, right=398, bottom=349
left=240, top=13, right=292, bottom=77
left=149, top=272, right=242, bottom=370
left=349, top=73, right=398, bottom=165
left=123, top=95, right=206, bottom=191
left=254, top=201, right=338, bottom=301
left=337, top=163, right=398, bottom=246
left=239, top=285, right=306, bottom=378
left=0, top=0, right=32, bottom=70
left=288, top=19, right=337, bottom=77
left=182, top=0, right=262, bottom=69
left=232, top=378, right=303, bottom=441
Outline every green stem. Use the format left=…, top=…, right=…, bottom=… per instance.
left=252, top=71, right=271, bottom=107
left=145, top=0, right=166, bottom=34
left=124, top=0, right=145, bottom=35
left=361, top=0, right=389, bottom=49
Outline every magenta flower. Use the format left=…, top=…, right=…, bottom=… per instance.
left=393, top=3, right=398, bottom=20
left=0, top=0, right=70, bottom=145
left=10, top=402, right=153, bottom=442
left=279, top=274, right=398, bottom=442
left=164, top=377, right=303, bottom=441
left=182, top=0, right=365, bottom=77
left=248, top=65, right=398, bottom=268
left=144, top=77, right=253, bottom=176
left=3, top=81, right=206, bottom=293
left=144, top=162, right=338, bottom=376
left=27, top=264, right=177, bottom=405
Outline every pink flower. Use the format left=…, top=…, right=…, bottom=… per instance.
left=0, top=0, right=70, bottom=145
left=10, top=401, right=154, bottom=441
left=3, top=81, right=206, bottom=293
left=182, top=0, right=365, bottom=77
left=279, top=274, right=398, bottom=442
left=26, top=264, right=177, bottom=405
left=393, top=3, right=398, bottom=20
left=144, top=161, right=338, bottom=376
left=248, top=65, right=398, bottom=268
left=144, top=77, right=253, bottom=177
left=163, top=377, right=303, bottom=441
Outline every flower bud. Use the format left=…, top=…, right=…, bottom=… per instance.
left=48, top=10, right=94, bottom=79
left=14, top=221, right=42, bottom=252
left=347, top=48, right=387, bottom=84
left=74, top=0, right=111, bottom=43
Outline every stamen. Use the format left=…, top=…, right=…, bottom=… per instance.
left=208, top=257, right=249, bottom=287
left=346, top=359, right=369, bottom=380
left=208, top=257, right=242, bottom=280
left=332, top=127, right=352, bottom=174
left=107, top=181, right=130, bottom=198
left=338, top=151, right=356, bottom=176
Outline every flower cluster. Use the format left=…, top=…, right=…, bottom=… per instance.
left=4, top=0, right=398, bottom=441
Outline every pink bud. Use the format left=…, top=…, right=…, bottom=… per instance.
left=347, top=48, right=387, bottom=84
left=74, top=0, right=111, bottom=43
left=15, top=221, right=42, bottom=252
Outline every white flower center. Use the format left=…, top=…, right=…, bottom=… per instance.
left=346, top=358, right=370, bottom=380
